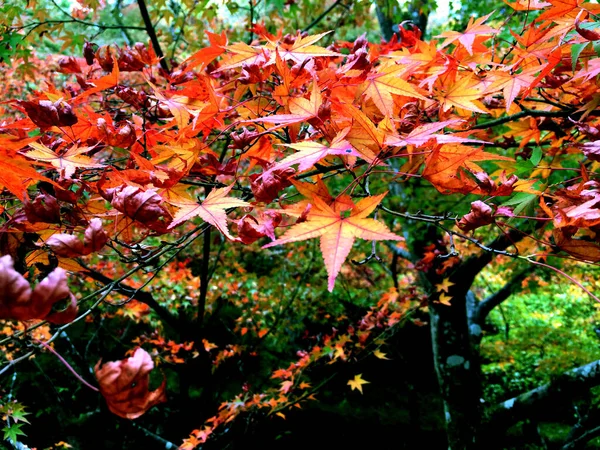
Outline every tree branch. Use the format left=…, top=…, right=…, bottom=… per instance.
left=137, top=0, right=169, bottom=73
left=474, top=266, right=535, bottom=325
left=563, top=424, right=600, bottom=450
left=470, top=108, right=575, bottom=131
left=489, top=359, right=600, bottom=431
left=304, top=0, right=345, bottom=32
left=82, top=268, right=184, bottom=331
left=456, top=227, right=527, bottom=296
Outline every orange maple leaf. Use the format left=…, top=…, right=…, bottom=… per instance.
left=0, top=156, right=58, bottom=201
left=264, top=193, right=400, bottom=291
left=72, top=57, right=119, bottom=104
left=363, top=62, right=427, bottom=116
left=423, top=144, right=513, bottom=194
left=437, top=76, right=489, bottom=114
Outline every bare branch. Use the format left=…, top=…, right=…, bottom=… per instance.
left=474, top=266, right=535, bottom=325
left=137, top=0, right=170, bottom=73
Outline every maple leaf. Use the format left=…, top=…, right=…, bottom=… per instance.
left=218, top=41, right=268, bottom=71
left=168, top=185, right=249, bottom=240
left=423, top=144, right=513, bottom=194
left=437, top=13, right=499, bottom=55
left=437, top=293, right=453, bottom=306
left=47, top=219, right=108, bottom=257
left=0, top=157, right=58, bottom=201
left=503, top=0, right=550, bottom=10
left=435, top=278, right=455, bottom=293
left=458, top=200, right=494, bottom=232
left=373, top=350, right=390, bottom=360
left=265, top=130, right=359, bottom=175
left=385, top=119, right=485, bottom=148
left=266, top=31, right=340, bottom=64
left=362, top=62, right=428, bottom=116
left=536, top=0, right=581, bottom=21
left=19, top=99, right=78, bottom=128
left=73, top=57, right=119, bottom=103
left=179, top=30, right=227, bottom=72
left=0, top=255, right=78, bottom=324
left=25, top=142, right=104, bottom=179
left=347, top=374, right=369, bottom=393
left=437, top=76, right=489, bottom=114
left=264, top=193, right=401, bottom=291
left=244, top=80, right=323, bottom=126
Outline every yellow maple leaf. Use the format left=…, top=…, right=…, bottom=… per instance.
left=347, top=374, right=370, bottom=394
left=435, top=278, right=455, bottom=293
left=438, top=293, right=453, bottom=306
left=25, top=142, right=103, bottom=179
left=167, top=185, right=249, bottom=239
left=373, top=349, right=390, bottom=360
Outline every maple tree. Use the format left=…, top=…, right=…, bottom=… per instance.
left=2, top=0, right=600, bottom=449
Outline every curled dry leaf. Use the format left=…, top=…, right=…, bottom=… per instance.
left=0, top=255, right=77, bottom=324
left=236, top=211, right=282, bottom=244
left=250, top=167, right=295, bottom=203
left=19, top=99, right=78, bottom=128
left=83, top=218, right=109, bottom=253
left=457, top=201, right=494, bottom=232
left=24, top=193, right=61, bottom=224
left=57, top=56, right=82, bottom=74
left=109, top=185, right=172, bottom=232
left=582, top=140, right=600, bottom=161
left=95, top=348, right=167, bottom=419
left=47, top=218, right=108, bottom=257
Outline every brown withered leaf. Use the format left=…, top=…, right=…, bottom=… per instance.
left=46, top=233, right=85, bottom=257
left=236, top=211, right=282, bottom=244
left=250, top=168, right=295, bottom=203
left=0, top=256, right=77, bottom=324
left=457, top=201, right=494, bottom=232
left=57, top=56, right=82, bottom=74
left=554, top=228, right=600, bottom=262
left=19, top=99, right=78, bottom=128
left=110, top=186, right=172, bottom=231
left=95, top=348, right=167, bottom=419
left=29, top=269, right=78, bottom=324
left=0, top=255, right=32, bottom=315
left=83, top=218, right=109, bottom=254
left=24, top=193, right=60, bottom=224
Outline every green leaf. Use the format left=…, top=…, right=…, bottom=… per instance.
left=530, top=147, right=542, bottom=167
left=8, top=403, right=30, bottom=424
left=3, top=423, right=26, bottom=442
left=501, top=192, right=538, bottom=216
left=571, top=42, right=589, bottom=72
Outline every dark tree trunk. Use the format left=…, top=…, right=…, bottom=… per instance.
left=429, top=289, right=482, bottom=450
